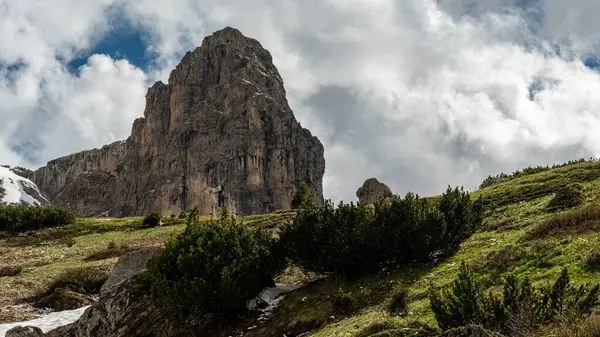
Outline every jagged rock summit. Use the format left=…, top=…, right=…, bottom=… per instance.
left=30, top=27, right=325, bottom=217
left=356, top=177, right=393, bottom=204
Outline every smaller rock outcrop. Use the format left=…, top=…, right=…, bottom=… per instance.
left=356, top=178, right=393, bottom=204
left=5, top=326, right=44, bottom=337
left=100, top=247, right=163, bottom=296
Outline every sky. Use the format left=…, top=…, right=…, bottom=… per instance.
left=3, top=0, right=600, bottom=203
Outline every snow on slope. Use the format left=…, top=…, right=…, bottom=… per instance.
left=0, top=166, right=48, bottom=206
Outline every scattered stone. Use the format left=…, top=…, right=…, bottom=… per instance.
left=356, top=178, right=393, bottom=204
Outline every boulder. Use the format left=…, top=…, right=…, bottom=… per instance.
left=100, top=247, right=162, bottom=296
left=5, top=326, right=44, bottom=337
left=356, top=178, right=393, bottom=204
left=45, top=279, right=179, bottom=337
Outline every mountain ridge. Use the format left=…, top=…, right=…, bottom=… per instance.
left=29, top=27, right=325, bottom=217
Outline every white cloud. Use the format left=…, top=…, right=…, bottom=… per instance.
left=2, top=0, right=600, bottom=204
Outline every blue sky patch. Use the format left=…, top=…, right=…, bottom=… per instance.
left=66, top=7, right=154, bottom=74
left=584, top=56, right=600, bottom=70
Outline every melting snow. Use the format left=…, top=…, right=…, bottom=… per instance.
left=0, top=306, right=89, bottom=336
left=248, top=284, right=303, bottom=324
left=0, top=166, right=47, bottom=206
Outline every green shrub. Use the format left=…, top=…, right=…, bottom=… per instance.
left=0, top=266, right=23, bottom=277
left=46, top=266, right=110, bottom=295
left=548, top=183, right=586, bottom=210
left=0, top=205, right=76, bottom=233
left=587, top=251, right=600, bottom=268
left=331, top=287, right=355, bottom=313
left=178, top=211, right=187, bottom=219
left=291, top=181, right=317, bottom=209
left=281, top=186, right=482, bottom=277
left=142, top=211, right=161, bottom=228
left=387, top=287, right=408, bottom=316
left=429, top=263, right=600, bottom=333
left=146, top=212, right=285, bottom=322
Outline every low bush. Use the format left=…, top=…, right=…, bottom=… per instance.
left=547, top=183, right=586, bottom=210
left=329, top=286, right=372, bottom=314
left=0, top=205, right=76, bottom=233
left=141, top=211, right=161, bottom=228
left=146, top=212, right=285, bottom=322
left=46, top=266, right=110, bottom=295
left=387, top=287, right=409, bottom=316
left=525, top=205, right=600, bottom=240
left=281, top=186, right=483, bottom=277
left=34, top=288, right=92, bottom=311
left=429, top=263, right=600, bottom=333
left=84, top=242, right=135, bottom=261
left=331, top=287, right=355, bottom=313
left=0, top=266, right=22, bottom=277
left=291, top=181, right=317, bottom=210
left=586, top=251, right=600, bottom=269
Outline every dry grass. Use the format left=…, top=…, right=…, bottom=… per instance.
left=83, top=242, right=137, bottom=261
left=552, top=313, right=600, bottom=337
left=525, top=205, right=600, bottom=240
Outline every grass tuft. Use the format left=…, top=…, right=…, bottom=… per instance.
left=0, top=266, right=22, bottom=277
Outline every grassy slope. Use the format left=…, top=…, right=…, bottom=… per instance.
left=245, top=160, right=600, bottom=337
left=3, top=161, right=600, bottom=334
left=0, top=210, right=296, bottom=322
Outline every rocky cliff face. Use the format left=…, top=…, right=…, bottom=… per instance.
left=31, top=27, right=325, bottom=217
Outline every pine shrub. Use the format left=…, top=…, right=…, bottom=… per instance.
left=146, top=212, right=285, bottom=322
left=291, top=181, right=317, bottom=209
left=141, top=211, right=161, bottom=228
left=429, top=263, right=600, bottom=332
left=0, top=204, right=76, bottom=233
left=547, top=183, right=586, bottom=210
left=281, top=186, right=482, bottom=277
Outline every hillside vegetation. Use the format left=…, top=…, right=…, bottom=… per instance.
left=233, top=158, right=600, bottom=337
left=3, top=159, right=600, bottom=336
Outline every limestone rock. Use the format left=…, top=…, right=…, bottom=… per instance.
left=100, top=247, right=162, bottom=296
left=356, top=178, right=393, bottom=204
left=438, top=325, right=505, bottom=337
left=45, top=279, right=180, bottom=337
left=31, top=26, right=325, bottom=217
left=5, top=326, right=44, bottom=337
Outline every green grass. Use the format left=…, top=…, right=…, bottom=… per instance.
left=231, top=160, right=600, bottom=337
left=0, top=212, right=292, bottom=322
left=6, top=160, right=600, bottom=334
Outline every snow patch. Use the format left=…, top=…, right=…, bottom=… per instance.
left=258, top=69, right=271, bottom=78
left=0, top=305, right=89, bottom=336
left=0, top=166, right=47, bottom=206
left=248, top=284, right=303, bottom=324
